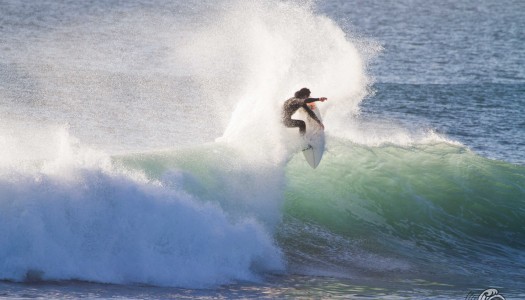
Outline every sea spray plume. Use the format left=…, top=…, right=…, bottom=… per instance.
left=172, top=0, right=455, bottom=149
left=3, top=0, right=374, bottom=152
left=173, top=0, right=372, bottom=161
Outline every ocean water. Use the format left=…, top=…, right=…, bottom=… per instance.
left=1, top=0, right=524, bottom=299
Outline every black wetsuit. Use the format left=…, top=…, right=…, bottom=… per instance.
left=282, top=97, right=322, bottom=135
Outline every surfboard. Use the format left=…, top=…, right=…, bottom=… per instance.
left=292, top=104, right=325, bottom=168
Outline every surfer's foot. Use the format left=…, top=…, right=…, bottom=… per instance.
left=302, top=145, right=313, bottom=151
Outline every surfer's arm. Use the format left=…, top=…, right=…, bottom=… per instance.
left=304, top=98, right=319, bottom=103
left=304, top=97, right=327, bottom=103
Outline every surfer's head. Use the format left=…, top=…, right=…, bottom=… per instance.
left=295, top=88, right=311, bottom=99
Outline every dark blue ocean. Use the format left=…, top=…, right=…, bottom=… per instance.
left=1, top=0, right=524, bottom=299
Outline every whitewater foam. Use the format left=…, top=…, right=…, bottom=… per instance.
left=0, top=127, right=284, bottom=287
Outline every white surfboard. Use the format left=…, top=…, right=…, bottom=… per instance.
left=292, top=105, right=325, bottom=168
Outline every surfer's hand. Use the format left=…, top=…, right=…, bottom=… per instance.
left=320, top=122, right=325, bottom=130
left=319, top=97, right=327, bottom=102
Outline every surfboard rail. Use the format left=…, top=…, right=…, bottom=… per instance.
left=297, top=106, right=325, bottom=168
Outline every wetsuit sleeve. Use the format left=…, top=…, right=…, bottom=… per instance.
left=302, top=103, right=322, bottom=124
left=304, top=98, right=320, bottom=104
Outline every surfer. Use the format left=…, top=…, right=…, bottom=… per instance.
left=282, top=88, right=327, bottom=135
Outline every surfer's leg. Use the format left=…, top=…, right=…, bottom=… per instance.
left=297, top=120, right=306, bottom=135
left=289, top=119, right=306, bottom=135
left=284, top=118, right=306, bottom=135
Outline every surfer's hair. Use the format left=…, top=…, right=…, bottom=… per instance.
left=295, top=88, right=311, bottom=98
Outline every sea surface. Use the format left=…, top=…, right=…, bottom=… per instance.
left=0, top=0, right=524, bottom=299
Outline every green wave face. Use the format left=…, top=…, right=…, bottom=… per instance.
left=281, top=139, right=525, bottom=283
